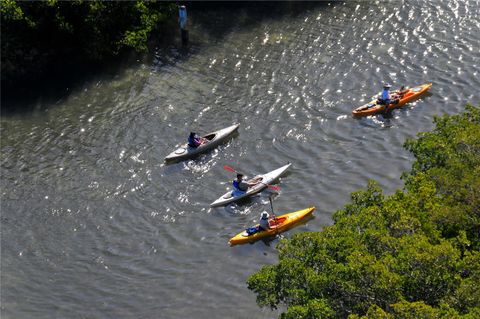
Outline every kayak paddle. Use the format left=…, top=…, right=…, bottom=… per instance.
left=268, top=195, right=279, bottom=233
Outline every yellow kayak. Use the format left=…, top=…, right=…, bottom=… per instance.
left=229, top=207, right=315, bottom=246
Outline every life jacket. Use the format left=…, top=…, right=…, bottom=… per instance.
left=246, top=226, right=259, bottom=235
left=259, top=218, right=270, bottom=231
left=233, top=180, right=241, bottom=191
left=234, top=179, right=251, bottom=192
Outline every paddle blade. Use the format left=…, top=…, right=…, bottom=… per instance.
left=268, top=185, right=281, bottom=191
left=223, top=165, right=236, bottom=173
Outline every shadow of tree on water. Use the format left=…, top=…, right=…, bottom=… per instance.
left=1, top=1, right=338, bottom=116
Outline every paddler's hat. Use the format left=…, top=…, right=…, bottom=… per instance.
left=383, top=83, right=392, bottom=89
left=261, top=212, right=269, bottom=219
left=236, top=173, right=243, bottom=179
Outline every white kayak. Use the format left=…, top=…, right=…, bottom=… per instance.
left=165, top=124, right=240, bottom=162
left=210, top=163, right=292, bottom=207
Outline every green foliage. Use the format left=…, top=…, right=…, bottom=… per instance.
left=389, top=300, right=458, bottom=319
left=248, top=105, right=480, bottom=318
left=351, top=305, right=392, bottom=319
left=0, top=0, right=35, bottom=26
left=281, top=299, right=335, bottom=319
left=334, top=180, right=384, bottom=221
left=393, top=235, right=460, bottom=305
left=445, top=251, right=480, bottom=313
left=1, top=1, right=177, bottom=86
left=404, top=104, right=480, bottom=247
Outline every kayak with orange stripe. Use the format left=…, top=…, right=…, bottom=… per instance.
left=352, top=83, right=432, bottom=117
left=229, top=207, right=315, bottom=246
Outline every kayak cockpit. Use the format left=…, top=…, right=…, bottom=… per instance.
left=203, top=133, right=216, bottom=141
left=240, top=217, right=288, bottom=237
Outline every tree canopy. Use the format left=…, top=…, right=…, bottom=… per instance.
left=1, top=0, right=176, bottom=89
left=248, top=105, right=480, bottom=319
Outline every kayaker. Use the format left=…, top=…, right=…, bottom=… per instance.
left=258, top=211, right=271, bottom=231
left=393, top=86, right=408, bottom=99
left=188, top=132, right=205, bottom=148
left=378, top=83, right=392, bottom=105
left=232, top=173, right=260, bottom=195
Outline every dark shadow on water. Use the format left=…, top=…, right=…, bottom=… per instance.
left=1, top=1, right=338, bottom=116
left=1, top=52, right=137, bottom=116
left=1, top=27, right=186, bottom=116
left=381, top=110, right=394, bottom=120
left=227, top=195, right=259, bottom=209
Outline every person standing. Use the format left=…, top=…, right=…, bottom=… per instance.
left=178, top=5, right=187, bottom=30
left=178, top=5, right=189, bottom=45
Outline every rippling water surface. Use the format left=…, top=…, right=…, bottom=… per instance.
left=1, top=1, right=479, bottom=318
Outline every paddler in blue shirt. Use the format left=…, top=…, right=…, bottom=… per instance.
left=379, top=83, right=392, bottom=106
left=178, top=5, right=187, bottom=30
left=232, top=174, right=261, bottom=196
left=188, top=132, right=206, bottom=148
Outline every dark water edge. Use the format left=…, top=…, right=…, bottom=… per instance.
left=1, top=1, right=335, bottom=115
left=1, top=32, right=174, bottom=115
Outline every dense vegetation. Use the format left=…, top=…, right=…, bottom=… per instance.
left=1, top=0, right=176, bottom=91
left=248, top=105, right=480, bottom=318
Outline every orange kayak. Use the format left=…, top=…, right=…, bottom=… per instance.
left=352, top=83, right=432, bottom=117
left=228, top=207, right=315, bottom=246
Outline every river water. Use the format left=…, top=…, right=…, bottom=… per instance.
left=1, top=1, right=479, bottom=318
